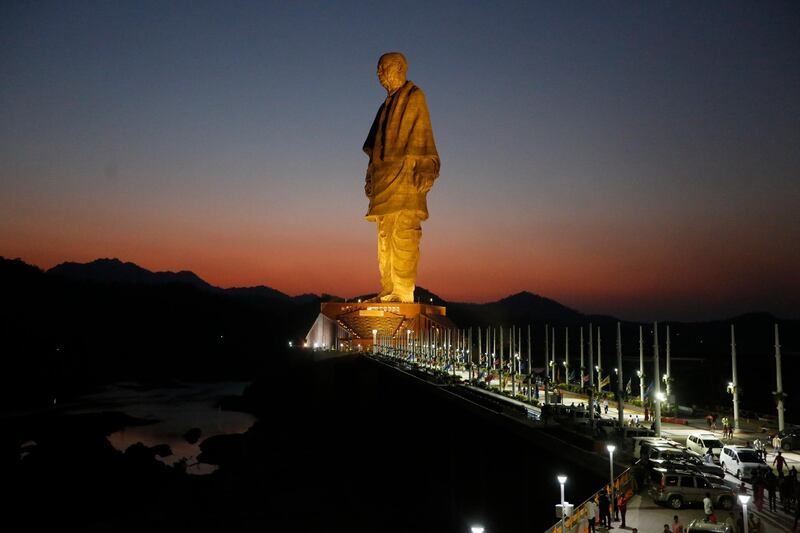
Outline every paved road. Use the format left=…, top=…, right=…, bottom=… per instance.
left=395, top=359, right=798, bottom=531
left=552, top=390, right=800, bottom=532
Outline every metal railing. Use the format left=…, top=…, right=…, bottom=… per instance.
left=545, top=467, right=634, bottom=533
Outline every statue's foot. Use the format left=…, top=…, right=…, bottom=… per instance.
left=365, top=290, right=392, bottom=303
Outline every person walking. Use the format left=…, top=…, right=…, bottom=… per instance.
left=793, top=496, right=800, bottom=531
left=586, top=496, right=597, bottom=533
left=703, top=492, right=714, bottom=522
left=671, top=515, right=684, bottom=533
left=598, top=490, right=611, bottom=529
left=774, top=451, right=788, bottom=477
left=617, top=492, right=628, bottom=528
left=766, top=470, right=778, bottom=512
left=754, top=437, right=764, bottom=461
left=704, top=448, right=715, bottom=464
left=754, top=475, right=764, bottom=512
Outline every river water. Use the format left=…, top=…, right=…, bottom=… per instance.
left=63, top=380, right=257, bottom=474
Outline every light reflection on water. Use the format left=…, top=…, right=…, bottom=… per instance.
left=68, top=381, right=257, bottom=475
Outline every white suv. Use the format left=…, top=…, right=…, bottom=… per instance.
left=719, top=445, right=769, bottom=480
left=686, top=432, right=724, bottom=463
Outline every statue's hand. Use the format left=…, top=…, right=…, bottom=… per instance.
left=415, top=172, right=435, bottom=193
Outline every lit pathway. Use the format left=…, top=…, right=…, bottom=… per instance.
left=455, top=368, right=800, bottom=532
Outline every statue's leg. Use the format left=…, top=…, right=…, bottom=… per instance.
left=388, top=211, right=421, bottom=303
left=376, top=214, right=395, bottom=298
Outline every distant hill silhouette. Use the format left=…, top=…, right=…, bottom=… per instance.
left=1, top=255, right=798, bottom=415
left=49, top=258, right=215, bottom=290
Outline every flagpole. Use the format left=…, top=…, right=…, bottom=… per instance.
left=639, top=325, right=644, bottom=403
left=564, top=326, right=569, bottom=386
left=666, top=324, right=672, bottom=403
left=588, top=322, right=595, bottom=426
left=580, top=326, right=585, bottom=389
left=527, top=324, right=532, bottom=402
left=597, top=326, right=602, bottom=393
left=545, top=324, right=549, bottom=385
left=730, top=324, right=739, bottom=431
left=617, top=322, right=624, bottom=428
left=511, top=326, right=516, bottom=396
left=500, top=326, right=504, bottom=392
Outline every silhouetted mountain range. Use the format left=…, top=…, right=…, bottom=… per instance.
left=1, top=256, right=797, bottom=415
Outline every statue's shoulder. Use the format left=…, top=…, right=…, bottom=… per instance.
left=404, top=81, right=428, bottom=103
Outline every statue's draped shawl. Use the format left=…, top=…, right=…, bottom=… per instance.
left=363, top=81, right=439, bottom=220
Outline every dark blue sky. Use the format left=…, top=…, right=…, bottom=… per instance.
left=1, top=1, right=799, bottom=320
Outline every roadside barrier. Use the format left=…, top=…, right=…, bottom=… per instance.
left=545, top=467, right=634, bottom=533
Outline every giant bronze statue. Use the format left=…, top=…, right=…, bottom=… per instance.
left=363, top=52, right=440, bottom=303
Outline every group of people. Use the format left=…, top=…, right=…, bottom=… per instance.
left=721, top=416, right=734, bottom=440
left=585, top=489, right=629, bottom=532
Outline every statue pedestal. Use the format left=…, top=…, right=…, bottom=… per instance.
left=305, top=301, right=454, bottom=351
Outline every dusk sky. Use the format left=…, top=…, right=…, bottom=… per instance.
left=2, top=1, right=798, bottom=321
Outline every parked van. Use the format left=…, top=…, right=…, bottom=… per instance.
left=686, top=432, right=724, bottom=463
left=634, top=437, right=681, bottom=460
left=719, top=445, right=770, bottom=480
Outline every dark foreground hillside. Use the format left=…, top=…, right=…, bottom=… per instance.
left=6, top=350, right=603, bottom=532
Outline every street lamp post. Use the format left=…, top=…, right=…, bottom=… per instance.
left=558, top=475, right=567, bottom=533
left=606, top=444, right=616, bottom=525
left=774, top=324, right=785, bottom=432
left=653, top=322, right=662, bottom=437
left=372, top=329, right=378, bottom=355
left=739, top=494, right=750, bottom=533
left=730, top=324, right=740, bottom=431
left=606, top=444, right=616, bottom=498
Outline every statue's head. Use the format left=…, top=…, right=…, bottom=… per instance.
left=377, top=52, right=407, bottom=94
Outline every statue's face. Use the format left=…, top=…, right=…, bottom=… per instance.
left=377, top=59, right=404, bottom=93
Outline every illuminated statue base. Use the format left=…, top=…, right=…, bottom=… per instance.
left=305, top=302, right=454, bottom=351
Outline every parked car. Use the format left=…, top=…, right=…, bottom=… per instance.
left=647, top=447, right=725, bottom=478
left=686, top=432, right=724, bottom=462
left=685, top=519, right=733, bottom=532
left=649, top=467, right=735, bottom=510
left=624, top=426, right=655, bottom=438
left=682, top=450, right=726, bottom=478
left=773, top=429, right=800, bottom=451
left=637, top=438, right=682, bottom=461
left=719, top=445, right=770, bottom=480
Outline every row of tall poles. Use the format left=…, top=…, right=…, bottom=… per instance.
left=372, top=321, right=788, bottom=434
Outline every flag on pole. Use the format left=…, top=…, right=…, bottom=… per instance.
left=644, top=381, right=654, bottom=398
left=582, top=374, right=590, bottom=383
left=626, top=378, right=632, bottom=395
left=600, top=375, right=610, bottom=389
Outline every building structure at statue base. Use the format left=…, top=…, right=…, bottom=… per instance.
left=305, top=302, right=454, bottom=351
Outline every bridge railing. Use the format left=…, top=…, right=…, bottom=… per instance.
left=544, top=467, right=635, bottom=533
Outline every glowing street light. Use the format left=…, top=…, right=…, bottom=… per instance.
left=607, top=444, right=616, bottom=505
left=470, top=527, right=485, bottom=533
left=557, top=475, right=567, bottom=533
left=739, top=494, right=750, bottom=533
